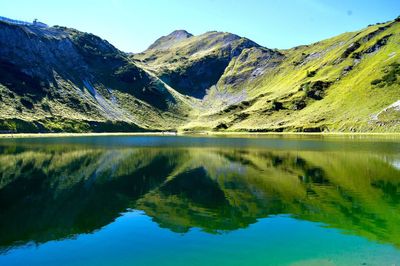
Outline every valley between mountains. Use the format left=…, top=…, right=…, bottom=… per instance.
left=0, top=16, right=399, bottom=133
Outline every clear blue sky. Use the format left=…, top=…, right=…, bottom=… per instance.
left=1, top=0, right=399, bottom=52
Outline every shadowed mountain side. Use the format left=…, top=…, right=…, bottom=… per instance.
left=0, top=19, right=193, bottom=132
left=132, top=31, right=264, bottom=98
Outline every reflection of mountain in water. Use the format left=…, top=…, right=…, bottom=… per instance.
left=0, top=144, right=400, bottom=252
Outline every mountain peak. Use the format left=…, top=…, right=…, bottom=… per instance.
left=147, top=29, right=193, bottom=51
left=169, top=29, right=193, bottom=37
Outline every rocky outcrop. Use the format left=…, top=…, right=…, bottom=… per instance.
left=218, top=47, right=284, bottom=86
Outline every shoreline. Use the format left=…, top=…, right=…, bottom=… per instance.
left=0, top=131, right=400, bottom=139
left=0, top=132, right=178, bottom=138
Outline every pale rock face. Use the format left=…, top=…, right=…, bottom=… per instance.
left=0, top=21, right=83, bottom=79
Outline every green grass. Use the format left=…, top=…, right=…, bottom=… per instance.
left=1, top=18, right=400, bottom=133
left=180, top=19, right=400, bottom=133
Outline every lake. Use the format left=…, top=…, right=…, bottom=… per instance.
left=0, top=135, right=400, bottom=266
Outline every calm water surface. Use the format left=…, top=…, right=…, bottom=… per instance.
left=0, top=135, right=400, bottom=266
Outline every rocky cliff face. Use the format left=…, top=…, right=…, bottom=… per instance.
left=0, top=16, right=399, bottom=133
left=0, top=18, right=192, bottom=132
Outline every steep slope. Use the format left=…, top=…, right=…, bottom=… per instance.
left=0, top=15, right=399, bottom=133
left=0, top=18, right=193, bottom=132
left=184, top=18, right=400, bottom=132
left=132, top=31, right=264, bottom=98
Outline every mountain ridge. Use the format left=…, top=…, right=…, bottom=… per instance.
left=133, top=30, right=262, bottom=98
left=0, top=15, right=399, bottom=133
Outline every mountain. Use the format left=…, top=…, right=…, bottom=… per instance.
left=0, top=17, right=193, bottom=132
left=132, top=31, right=263, bottom=98
left=0, top=16, right=399, bottom=133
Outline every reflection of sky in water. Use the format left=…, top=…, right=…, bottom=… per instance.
left=391, top=160, right=400, bottom=170
left=215, top=161, right=247, bottom=176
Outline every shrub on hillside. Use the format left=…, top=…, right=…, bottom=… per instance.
left=271, top=100, right=284, bottom=111
left=292, top=99, right=307, bottom=110
left=300, top=81, right=332, bottom=100
left=306, top=70, right=317, bottom=77
left=371, top=63, right=400, bottom=87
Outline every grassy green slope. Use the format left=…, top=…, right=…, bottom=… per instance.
left=183, top=19, right=400, bottom=132
left=1, top=16, right=399, bottom=133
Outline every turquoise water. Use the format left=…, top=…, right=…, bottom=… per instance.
left=0, top=135, right=400, bottom=265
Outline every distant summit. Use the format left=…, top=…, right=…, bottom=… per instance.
left=147, top=30, right=193, bottom=51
